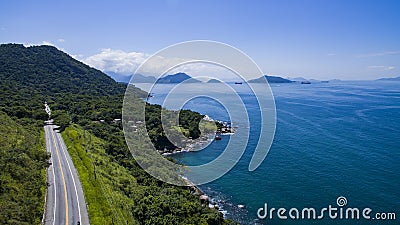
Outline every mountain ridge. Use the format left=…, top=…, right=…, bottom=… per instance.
left=0, top=43, right=127, bottom=97
left=248, top=75, right=293, bottom=83
left=377, top=76, right=400, bottom=81
left=156, top=72, right=202, bottom=83
left=106, top=72, right=157, bottom=83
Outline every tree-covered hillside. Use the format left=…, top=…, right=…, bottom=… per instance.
left=0, top=44, right=145, bottom=123
left=0, top=111, right=49, bottom=225
left=0, top=43, right=232, bottom=224
left=0, top=44, right=126, bottom=96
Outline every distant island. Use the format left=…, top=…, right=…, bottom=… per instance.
left=207, top=79, right=222, bottom=83
left=248, top=75, right=293, bottom=83
left=156, top=72, right=202, bottom=84
left=289, top=77, right=308, bottom=82
left=107, top=72, right=203, bottom=84
left=377, top=76, right=400, bottom=81
left=106, top=72, right=347, bottom=85
left=288, top=77, right=337, bottom=83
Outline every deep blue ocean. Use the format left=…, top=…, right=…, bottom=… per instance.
left=136, top=81, right=400, bottom=224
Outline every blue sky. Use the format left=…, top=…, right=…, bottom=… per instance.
left=1, top=0, right=399, bottom=80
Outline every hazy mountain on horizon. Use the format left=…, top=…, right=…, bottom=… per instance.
left=377, top=76, right=400, bottom=81
left=248, top=75, right=293, bottom=83
left=289, top=77, right=309, bottom=82
left=288, top=77, right=342, bottom=83
left=130, top=74, right=157, bottom=83
left=105, top=72, right=157, bottom=83
left=106, top=71, right=204, bottom=84
left=105, top=72, right=132, bottom=83
left=207, top=79, right=222, bottom=83
left=156, top=72, right=202, bottom=84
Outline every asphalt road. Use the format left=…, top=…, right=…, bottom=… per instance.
left=44, top=121, right=90, bottom=225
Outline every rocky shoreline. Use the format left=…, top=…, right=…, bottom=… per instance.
left=159, top=121, right=236, bottom=156
left=158, top=119, right=236, bottom=218
left=181, top=176, right=229, bottom=218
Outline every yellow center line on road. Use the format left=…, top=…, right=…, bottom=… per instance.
left=50, top=126, right=69, bottom=225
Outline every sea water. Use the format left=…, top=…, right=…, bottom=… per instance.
left=135, top=81, right=400, bottom=224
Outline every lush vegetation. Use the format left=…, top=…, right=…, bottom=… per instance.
left=0, top=44, right=126, bottom=96
left=0, top=112, right=49, bottom=225
left=63, top=125, right=226, bottom=225
left=0, top=43, right=232, bottom=224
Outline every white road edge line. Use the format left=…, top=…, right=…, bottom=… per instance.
left=56, top=130, right=82, bottom=223
left=47, top=126, right=57, bottom=225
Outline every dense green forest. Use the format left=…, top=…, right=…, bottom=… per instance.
left=0, top=43, right=232, bottom=224
left=0, top=111, right=49, bottom=224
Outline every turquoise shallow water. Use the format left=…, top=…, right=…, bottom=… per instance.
left=137, top=81, right=400, bottom=224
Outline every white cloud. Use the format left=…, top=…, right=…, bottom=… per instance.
left=367, top=65, right=395, bottom=71
left=57, top=38, right=65, bottom=43
left=82, top=49, right=150, bottom=75
left=82, top=48, right=260, bottom=82
left=82, top=48, right=232, bottom=78
left=357, top=51, right=400, bottom=58
left=41, top=41, right=55, bottom=46
left=23, top=40, right=56, bottom=47
left=169, top=62, right=234, bottom=80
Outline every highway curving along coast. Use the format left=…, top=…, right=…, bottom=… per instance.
left=44, top=120, right=90, bottom=225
